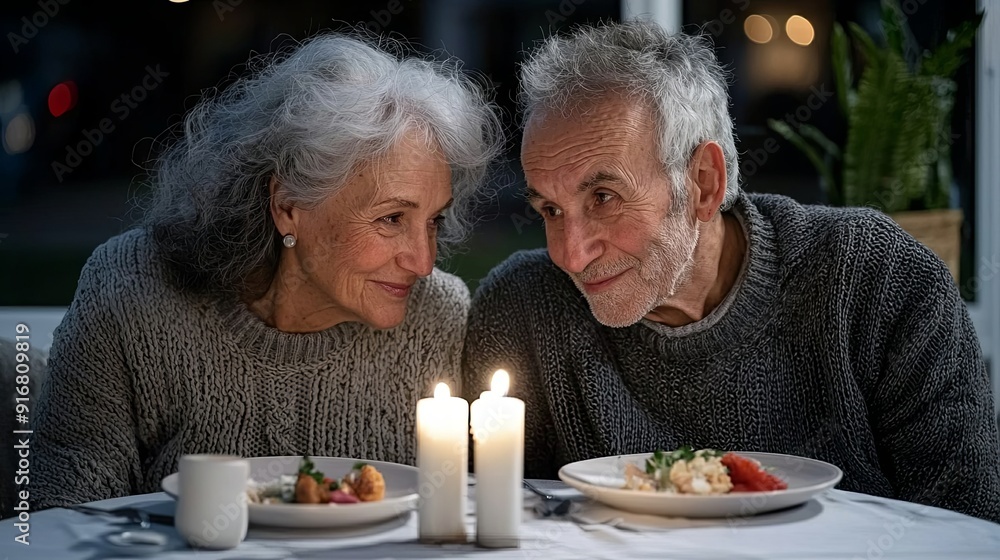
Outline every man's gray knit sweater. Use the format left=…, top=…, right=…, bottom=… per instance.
left=463, top=192, right=1000, bottom=523
left=31, top=228, right=469, bottom=510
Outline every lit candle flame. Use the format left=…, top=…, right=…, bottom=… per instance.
left=490, top=369, right=509, bottom=397
left=434, top=382, right=451, bottom=399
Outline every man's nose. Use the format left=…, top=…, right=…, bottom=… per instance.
left=555, top=217, right=602, bottom=274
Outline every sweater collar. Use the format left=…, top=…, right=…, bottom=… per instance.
left=219, top=300, right=365, bottom=364
left=634, top=191, right=782, bottom=354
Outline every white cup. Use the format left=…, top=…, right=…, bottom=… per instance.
left=174, top=454, right=249, bottom=550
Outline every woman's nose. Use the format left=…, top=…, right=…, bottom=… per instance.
left=398, top=231, right=435, bottom=277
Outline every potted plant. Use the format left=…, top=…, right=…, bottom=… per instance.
left=768, top=0, right=983, bottom=281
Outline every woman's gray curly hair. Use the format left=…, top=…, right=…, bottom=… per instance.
left=519, top=20, right=739, bottom=211
left=140, top=31, right=504, bottom=299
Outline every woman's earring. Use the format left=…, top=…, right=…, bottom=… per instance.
left=282, top=234, right=297, bottom=248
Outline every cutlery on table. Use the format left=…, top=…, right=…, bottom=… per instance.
left=66, top=504, right=174, bottom=528
left=522, top=480, right=574, bottom=517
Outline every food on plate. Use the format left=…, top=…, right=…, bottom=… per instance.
left=721, top=451, right=788, bottom=492
left=623, top=447, right=788, bottom=495
left=247, top=456, right=386, bottom=505
left=347, top=463, right=387, bottom=502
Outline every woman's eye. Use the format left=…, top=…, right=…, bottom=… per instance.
left=380, top=214, right=402, bottom=225
left=431, top=215, right=446, bottom=227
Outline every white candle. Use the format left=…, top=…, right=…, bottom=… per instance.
left=470, top=369, right=525, bottom=548
left=416, top=382, right=469, bottom=544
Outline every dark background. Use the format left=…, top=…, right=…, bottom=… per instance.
left=0, top=0, right=982, bottom=304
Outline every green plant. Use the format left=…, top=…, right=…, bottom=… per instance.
left=768, top=0, right=983, bottom=212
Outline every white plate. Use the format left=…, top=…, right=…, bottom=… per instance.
left=558, top=451, right=842, bottom=518
left=162, top=456, right=419, bottom=529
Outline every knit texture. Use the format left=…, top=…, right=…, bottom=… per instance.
left=463, top=192, right=1000, bottom=523
left=31, top=228, right=469, bottom=510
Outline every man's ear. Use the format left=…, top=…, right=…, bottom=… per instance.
left=269, top=176, right=296, bottom=235
left=688, top=141, right=727, bottom=222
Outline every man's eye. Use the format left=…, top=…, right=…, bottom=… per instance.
left=595, top=192, right=614, bottom=205
left=431, top=215, right=446, bottom=227
left=380, top=214, right=402, bottom=225
left=541, top=206, right=562, bottom=218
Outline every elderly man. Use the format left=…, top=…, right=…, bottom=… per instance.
left=462, top=21, right=1000, bottom=523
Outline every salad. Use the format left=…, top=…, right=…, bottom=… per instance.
left=623, top=447, right=788, bottom=495
left=247, top=456, right=386, bottom=505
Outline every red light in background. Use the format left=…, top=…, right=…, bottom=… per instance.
left=48, top=81, right=78, bottom=117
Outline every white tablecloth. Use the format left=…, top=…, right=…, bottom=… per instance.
left=2, top=486, right=999, bottom=559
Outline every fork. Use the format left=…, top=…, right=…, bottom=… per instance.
left=65, top=504, right=173, bottom=528
left=522, top=480, right=573, bottom=517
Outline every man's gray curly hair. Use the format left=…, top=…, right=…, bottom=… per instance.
left=519, top=20, right=739, bottom=210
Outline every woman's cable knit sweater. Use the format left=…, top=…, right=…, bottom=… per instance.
left=463, top=192, right=1000, bottom=524
left=31, top=228, right=469, bottom=510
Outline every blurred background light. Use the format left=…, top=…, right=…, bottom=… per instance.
left=744, top=14, right=774, bottom=44
left=3, top=112, right=36, bottom=155
left=47, top=81, right=78, bottom=117
left=786, top=15, right=815, bottom=46
left=0, top=81, right=24, bottom=115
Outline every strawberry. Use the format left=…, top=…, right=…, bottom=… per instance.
left=722, top=453, right=788, bottom=492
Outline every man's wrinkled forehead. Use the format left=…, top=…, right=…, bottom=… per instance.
left=520, top=98, right=657, bottom=166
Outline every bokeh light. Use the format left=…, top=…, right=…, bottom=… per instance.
left=0, top=81, right=23, bottom=115
left=47, top=81, right=78, bottom=117
left=786, top=15, right=815, bottom=46
left=744, top=15, right=774, bottom=44
left=3, top=112, right=35, bottom=154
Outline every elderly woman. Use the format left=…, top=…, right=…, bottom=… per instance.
left=31, top=32, right=502, bottom=509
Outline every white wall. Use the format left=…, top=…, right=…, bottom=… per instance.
left=974, top=0, right=1000, bottom=411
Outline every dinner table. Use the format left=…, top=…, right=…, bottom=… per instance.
left=2, top=478, right=999, bottom=559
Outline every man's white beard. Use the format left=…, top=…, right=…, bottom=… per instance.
left=571, top=211, right=701, bottom=328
